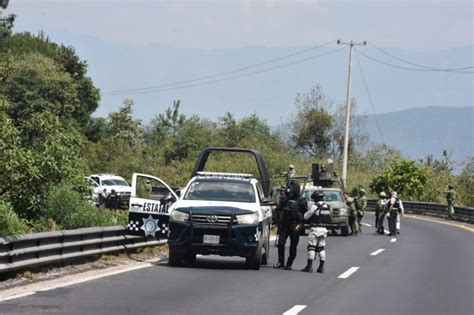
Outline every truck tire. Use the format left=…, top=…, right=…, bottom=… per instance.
left=261, top=236, right=269, bottom=265
left=246, top=243, right=262, bottom=270
left=168, top=246, right=184, bottom=267
left=341, top=225, right=349, bottom=236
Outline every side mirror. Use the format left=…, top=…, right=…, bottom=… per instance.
left=261, top=197, right=276, bottom=206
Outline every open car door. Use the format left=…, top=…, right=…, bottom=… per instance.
left=127, top=173, right=178, bottom=239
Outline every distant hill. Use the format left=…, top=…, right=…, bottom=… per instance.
left=13, top=28, right=473, bottom=126
left=364, top=106, right=473, bottom=163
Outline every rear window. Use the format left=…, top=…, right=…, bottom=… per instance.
left=184, top=179, right=255, bottom=203
left=302, top=189, right=344, bottom=202
left=101, top=179, right=129, bottom=186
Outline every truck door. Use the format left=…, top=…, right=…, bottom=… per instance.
left=127, top=173, right=178, bottom=239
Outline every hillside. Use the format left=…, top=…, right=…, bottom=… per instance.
left=364, top=106, right=473, bottom=163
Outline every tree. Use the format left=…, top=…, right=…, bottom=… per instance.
left=456, top=157, right=474, bottom=207
left=369, top=160, right=428, bottom=200
left=150, top=100, right=198, bottom=141
left=104, top=99, right=142, bottom=147
left=6, top=32, right=100, bottom=128
left=0, top=0, right=15, bottom=43
left=290, top=85, right=367, bottom=160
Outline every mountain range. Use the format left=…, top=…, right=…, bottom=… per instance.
left=12, top=28, right=474, bottom=163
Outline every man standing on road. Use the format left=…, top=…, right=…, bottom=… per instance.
left=387, top=191, right=402, bottom=236
left=355, top=189, right=367, bottom=233
left=375, top=192, right=388, bottom=234
left=445, top=184, right=456, bottom=220
left=344, top=192, right=359, bottom=236
left=274, top=180, right=307, bottom=270
left=301, top=190, right=329, bottom=273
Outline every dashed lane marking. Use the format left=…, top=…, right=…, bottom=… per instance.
left=362, top=223, right=372, bottom=227
left=406, top=215, right=474, bottom=233
left=283, top=305, right=307, bottom=315
left=384, top=229, right=390, bottom=234
left=390, top=238, right=397, bottom=243
left=338, top=267, right=360, bottom=279
left=370, top=248, right=385, bottom=256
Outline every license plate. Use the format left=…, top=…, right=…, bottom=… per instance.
left=203, top=234, right=220, bottom=244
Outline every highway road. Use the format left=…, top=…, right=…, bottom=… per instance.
left=1, top=213, right=473, bottom=315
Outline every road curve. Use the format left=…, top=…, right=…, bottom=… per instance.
left=0, top=213, right=473, bottom=315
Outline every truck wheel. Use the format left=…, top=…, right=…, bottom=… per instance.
left=341, top=226, right=349, bottom=236
left=246, top=243, right=262, bottom=270
left=168, top=247, right=183, bottom=267
left=261, top=237, right=269, bottom=265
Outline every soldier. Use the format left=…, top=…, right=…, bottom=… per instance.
left=355, top=189, right=367, bottom=233
left=301, top=190, right=329, bottom=273
left=375, top=192, right=388, bottom=234
left=344, top=192, right=359, bottom=236
left=387, top=191, right=402, bottom=236
left=445, top=184, right=456, bottom=220
left=273, top=180, right=307, bottom=270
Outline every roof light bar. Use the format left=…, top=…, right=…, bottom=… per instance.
left=196, top=171, right=254, bottom=178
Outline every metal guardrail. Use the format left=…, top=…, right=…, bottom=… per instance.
left=1, top=201, right=472, bottom=274
left=367, top=200, right=474, bottom=223
left=0, top=226, right=166, bottom=273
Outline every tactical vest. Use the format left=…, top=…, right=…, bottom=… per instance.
left=309, top=202, right=330, bottom=226
left=282, top=200, right=299, bottom=223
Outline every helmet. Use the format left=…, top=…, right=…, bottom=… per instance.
left=311, top=190, right=325, bottom=202
left=288, top=179, right=300, bottom=193
left=359, top=188, right=366, bottom=194
left=379, top=191, right=387, bottom=198
left=289, top=164, right=295, bottom=170
left=391, top=191, right=397, bottom=197
left=447, top=184, right=454, bottom=189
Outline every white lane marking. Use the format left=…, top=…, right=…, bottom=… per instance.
left=384, top=229, right=390, bottom=234
left=338, top=267, right=360, bottom=279
left=362, top=223, right=371, bottom=227
left=370, top=248, right=385, bottom=256
left=0, top=260, right=158, bottom=302
left=283, top=305, right=307, bottom=315
left=390, top=238, right=397, bottom=243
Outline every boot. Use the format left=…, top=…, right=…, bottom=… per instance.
left=284, top=258, right=293, bottom=270
left=316, top=260, right=325, bottom=273
left=301, top=259, right=313, bottom=272
left=273, top=261, right=284, bottom=269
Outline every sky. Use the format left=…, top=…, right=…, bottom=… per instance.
left=7, top=0, right=474, bottom=51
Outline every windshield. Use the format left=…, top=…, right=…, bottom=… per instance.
left=101, top=179, right=129, bottom=186
left=302, top=190, right=344, bottom=203
left=184, top=179, right=255, bottom=203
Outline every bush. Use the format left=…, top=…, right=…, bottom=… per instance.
left=0, top=200, right=30, bottom=236
left=41, top=183, right=116, bottom=230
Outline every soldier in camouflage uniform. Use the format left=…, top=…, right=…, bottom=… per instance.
left=445, top=184, right=456, bottom=220
left=344, top=192, right=359, bottom=236
left=375, top=192, right=388, bottom=234
left=355, top=189, right=367, bottom=233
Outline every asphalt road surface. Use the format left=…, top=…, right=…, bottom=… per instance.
left=1, top=213, right=473, bottom=315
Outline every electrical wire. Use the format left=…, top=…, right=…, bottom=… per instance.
left=356, top=49, right=474, bottom=73
left=104, top=39, right=337, bottom=94
left=104, top=47, right=346, bottom=96
left=354, top=49, right=386, bottom=145
left=367, top=41, right=473, bottom=72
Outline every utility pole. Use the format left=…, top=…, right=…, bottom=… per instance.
left=337, top=40, right=366, bottom=187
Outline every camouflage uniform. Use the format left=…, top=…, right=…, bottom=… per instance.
left=445, top=185, right=456, bottom=219
left=344, top=193, right=359, bottom=236
left=375, top=192, right=387, bottom=234
left=355, top=189, right=367, bottom=233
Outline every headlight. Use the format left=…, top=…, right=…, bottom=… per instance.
left=339, top=207, right=348, bottom=216
left=236, top=212, right=259, bottom=224
left=170, top=209, right=189, bottom=222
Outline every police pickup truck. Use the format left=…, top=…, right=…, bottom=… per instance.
left=126, top=147, right=273, bottom=269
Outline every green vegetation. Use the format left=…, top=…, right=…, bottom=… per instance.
left=0, top=4, right=472, bottom=236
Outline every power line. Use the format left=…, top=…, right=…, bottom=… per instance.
left=367, top=41, right=473, bottom=72
left=354, top=50, right=386, bottom=145
left=104, top=39, right=337, bottom=94
left=104, top=47, right=346, bottom=96
left=356, top=49, right=474, bottom=73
